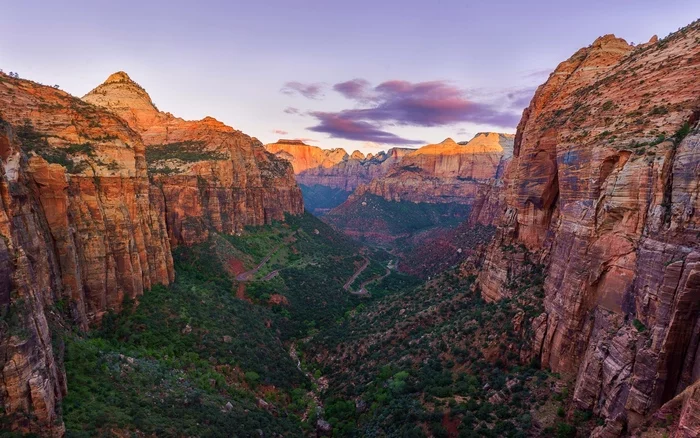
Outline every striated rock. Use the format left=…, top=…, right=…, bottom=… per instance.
left=0, top=73, right=175, bottom=328
left=265, top=139, right=349, bottom=174
left=354, top=133, right=513, bottom=204
left=85, top=72, right=304, bottom=245
left=266, top=139, right=413, bottom=192
left=0, top=73, right=174, bottom=435
left=476, top=20, right=700, bottom=435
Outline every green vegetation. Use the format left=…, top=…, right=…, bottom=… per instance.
left=146, top=141, right=228, bottom=173
left=15, top=120, right=93, bottom=173
left=326, top=193, right=471, bottom=241
left=298, top=244, right=593, bottom=437
left=61, top=213, right=411, bottom=436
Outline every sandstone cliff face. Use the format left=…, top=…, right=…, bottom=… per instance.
left=476, top=22, right=700, bottom=436
left=0, top=73, right=176, bottom=435
left=84, top=73, right=304, bottom=245
left=265, top=139, right=413, bottom=191
left=353, top=133, right=513, bottom=204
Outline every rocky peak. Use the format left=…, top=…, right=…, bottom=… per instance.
left=350, top=150, right=365, bottom=160
left=83, top=71, right=159, bottom=130
left=104, top=70, right=136, bottom=84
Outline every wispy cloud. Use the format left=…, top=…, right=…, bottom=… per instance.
left=271, top=129, right=288, bottom=135
left=280, top=81, right=325, bottom=99
left=284, top=106, right=301, bottom=115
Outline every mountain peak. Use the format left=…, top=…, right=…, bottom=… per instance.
left=105, top=71, right=135, bottom=84
left=83, top=72, right=159, bottom=130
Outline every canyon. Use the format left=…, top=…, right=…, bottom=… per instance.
left=0, top=17, right=699, bottom=438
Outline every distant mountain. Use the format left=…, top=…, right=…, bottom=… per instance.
left=266, top=139, right=413, bottom=213
left=322, top=132, right=513, bottom=249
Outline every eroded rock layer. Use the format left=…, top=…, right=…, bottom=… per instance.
left=353, top=133, right=513, bottom=204
left=84, top=72, right=304, bottom=245
left=476, top=22, right=700, bottom=436
left=266, top=139, right=413, bottom=192
left=0, top=74, right=176, bottom=435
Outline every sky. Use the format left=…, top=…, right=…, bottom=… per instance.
left=1, top=1, right=698, bottom=154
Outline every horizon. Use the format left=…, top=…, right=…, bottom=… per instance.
left=2, top=0, right=699, bottom=154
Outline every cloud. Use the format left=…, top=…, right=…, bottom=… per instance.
left=280, top=82, right=325, bottom=99
left=333, top=78, right=374, bottom=101
left=327, top=79, right=522, bottom=128
left=284, top=107, right=301, bottom=115
left=522, top=68, right=553, bottom=79
left=305, top=79, right=524, bottom=144
left=272, top=129, right=288, bottom=135
left=308, top=112, right=423, bottom=145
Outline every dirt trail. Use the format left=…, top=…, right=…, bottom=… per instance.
left=235, top=244, right=283, bottom=281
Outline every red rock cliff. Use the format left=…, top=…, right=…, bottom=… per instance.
left=84, top=72, right=304, bottom=245
left=0, top=73, right=176, bottom=435
left=477, top=22, right=700, bottom=436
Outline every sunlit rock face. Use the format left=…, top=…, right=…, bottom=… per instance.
left=0, top=73, right=176, bottom=435
left=266, top=139, right=413, bottom=192
left=353, top=133, right=513, bottom=204
left=84, top=72, right=304, bottom=246
left=476, top=22, right=700, bottom=436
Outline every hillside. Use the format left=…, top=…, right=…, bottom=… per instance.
left=60, top=213, right=411, bottom=436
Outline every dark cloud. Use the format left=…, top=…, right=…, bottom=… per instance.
left=280, top=81, right=325, bottom=99
left=308, top=112, right=423, bottom=145
left=284, top=107, right=301, bottom=115
left=271, top=129, right=288, bottom=135
left=305, top=79, right=528, bottom=144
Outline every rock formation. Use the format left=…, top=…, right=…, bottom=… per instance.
left=476, top=22, right=700, bottom=436
left=265, top=139, right=413, bottom=192
left=352, top=133, right=513, bottom=204
left=0, top=73, right=176, bottom=435
left=84, top=72, right=304, bottom=245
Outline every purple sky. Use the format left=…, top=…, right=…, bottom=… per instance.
left=2, top=1, right=698, bottom=153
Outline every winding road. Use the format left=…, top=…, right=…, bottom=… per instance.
left=343, top=257, right=370, bottom=291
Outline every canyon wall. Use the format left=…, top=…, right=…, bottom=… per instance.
left=476, top=23, right=700, bottom=436
left=84, top=73, right=304, bottom=246
left=352, top=133, right=513, bottom=204
left=0, top=74, right=176, bottom=435
left=0, top=71, right=305, bottom=435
